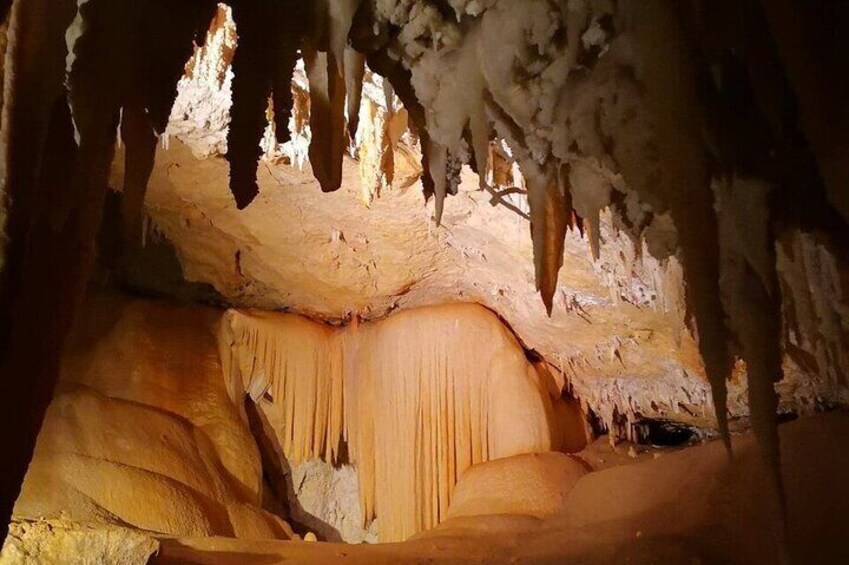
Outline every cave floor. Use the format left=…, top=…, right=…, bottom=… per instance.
left=149, top=411, right=849, bottom=564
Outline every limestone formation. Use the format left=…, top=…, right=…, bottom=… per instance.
left=13, top=297, right=293, bottom=541
left=220, top=304, right=576, bottom=542
left=444, top=452, right=588, bottom=520
left=0, top=1, right=847, bottom=562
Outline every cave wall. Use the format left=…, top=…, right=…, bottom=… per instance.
left=0, top=0, right=848, bottom=543
left=12, top=296, right=293, bottom=540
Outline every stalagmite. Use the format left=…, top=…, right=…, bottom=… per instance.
left=445, top=453, right=588, bottom=520
left=220, top=304, right=567, bottom=542
left=304, top=47, right=347, bottom=193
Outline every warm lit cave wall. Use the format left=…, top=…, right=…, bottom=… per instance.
left=10, top=295, right=587, bottom=545
left=220, top=304, right=583, bottom=542
left=1, top=0, right=849, bottom=558
left=12, top=296, right=293, bottom=541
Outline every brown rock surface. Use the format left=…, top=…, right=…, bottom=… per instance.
left=12, top=296, right=292, bottom=541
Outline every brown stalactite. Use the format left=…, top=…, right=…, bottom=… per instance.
left=271, top=0, right=302, bottom=145
left=227, top=2, right=275, bottom=209
left=344, top=48, right=366, bottom=141
left=120, top=103, right=158, bottom=247
left=360, top=49, right=433, bottom=201
left=226, top=0, right=302, bottom=206
left=625, top=0, right=735, bottom=449
left=691, top=4, right=810, bottom=548
left=140, top=0, right=217, bottom=134
left=0, top=0, right=219, bottom=537
left=304, top=47, right=347, bottom=193
left=117, top=3, right=216, bottom=246
left=522, top=159, right=569, bottom=316
left=717, top=180, right=787, bottom=554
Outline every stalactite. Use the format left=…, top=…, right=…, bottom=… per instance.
left=716, top=177, right=786, bottom=530
left=114, top=1, right=215, bottom=245
left=220, top=304, right=565, bottom=542
left=424, top=137, right=448, bottom=225
left=226, top=1, right=273, bottom=209
left=327, top=0, right=362, bottom=75
left=469, top=101, right=490, bottom=191
left=304, top=47, right=346, bottom=193
left=357, top=96, right=396, bottom=207
left=0, top=0, right=79, bottom=536
left=270, top=1, right=301, bottom=146
left=119, top=103, right=157, bottom=247
left=521, top=159, right=569, bottom=315
left=623, top=0, right=735, bottom=452
left=140, top=0, right=217, bottom=135
left=568, top=160, right=612, bottom=263
left=359, top=50, right=433, bottom=200
left=344, top=48, right=366, bottom=140
left=183, top=5, right=235, bottom=86
left=487, top=142, right=513, bottom=188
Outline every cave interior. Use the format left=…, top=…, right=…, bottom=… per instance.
left=0, top=0, right=848, bottom=563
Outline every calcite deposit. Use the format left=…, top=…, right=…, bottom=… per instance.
left=220, top=304, right=577, bottom=542
left=13, top=297, right=293, bottom=541
left=1, top=0, right=848, bottom=562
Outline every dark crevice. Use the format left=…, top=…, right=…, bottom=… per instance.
left=243, top=396, right=346, bottom=543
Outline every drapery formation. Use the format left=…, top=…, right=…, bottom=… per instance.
left=218, top=304, right=569, bottom=542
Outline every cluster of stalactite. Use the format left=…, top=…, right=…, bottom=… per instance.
left=1, top=0, right=848, bottom=543
left=219, top=305, right=570, bottom=542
